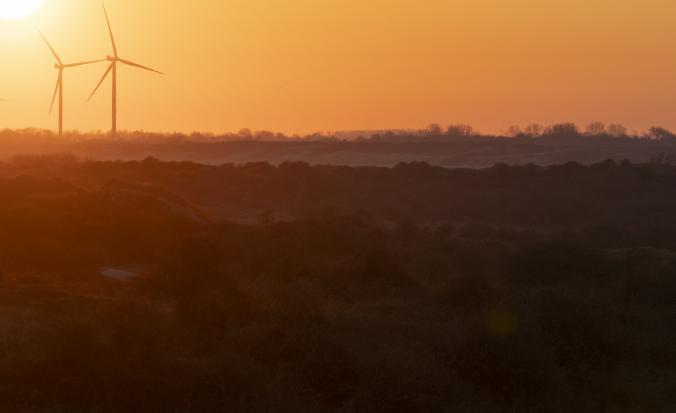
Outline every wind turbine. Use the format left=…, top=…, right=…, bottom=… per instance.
left=39, top=31, right=104, bottom=136
left=88, top=4, right=163, bottom=137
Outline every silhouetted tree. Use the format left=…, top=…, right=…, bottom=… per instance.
left=506, top=125, right=523, bottom=137
left=255, top=130, right=276, bottom=141
left=524, top=124, right=544, bottom=137
left=544, top=123, right=580, bottom=137
left=607, top=124, right=628, bottom=138
left=238, top=128, right=253, bottom=139
left=646, top=127, right=675, bottom=141
left=446, top=124, right=474, bottom=137
left=585, top=122, right=606, bottom=136
left=422, top=124, right=444, bottom=137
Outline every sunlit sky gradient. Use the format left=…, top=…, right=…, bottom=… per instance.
left=1, top=0, right=676, bottom=135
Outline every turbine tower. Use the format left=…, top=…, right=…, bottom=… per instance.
left=39, top=31, right=104, bottom=136
left=89, top=4, right=163, bottom=137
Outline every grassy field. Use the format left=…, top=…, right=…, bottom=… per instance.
left=2, top=129, right=676, bottom=167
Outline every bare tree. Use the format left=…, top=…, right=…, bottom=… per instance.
left=446, top=124, right=474, bottom=137
left=544, top=123, right=580, bottom=137
left=607, top=124, right=627, bottom=138
left=255, top=130, right=276, bottom=141
left=523, top=124, right=544, bottom=137
left=238, top=128, right=252, bottom=139
left=646, top=127, right=675, bottom=141
left=425, top=124, right=443, bottom=136
left=585, top=122, right=606, bottom=136
left=506, top=125, right=522, bottom=137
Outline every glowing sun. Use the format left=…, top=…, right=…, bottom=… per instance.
left=0, top=0, right=44, bottom=19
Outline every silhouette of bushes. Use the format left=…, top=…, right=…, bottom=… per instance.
left=0, top=159, right=673, bottom=411
left=449, top=320, right=558, bottom=406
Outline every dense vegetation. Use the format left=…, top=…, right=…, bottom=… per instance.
left=0, top=157, right=675, bottom=412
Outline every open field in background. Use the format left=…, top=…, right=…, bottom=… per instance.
left=0, top=156, right=674, bottom=411
left=2, top=129, right=676, bottom=167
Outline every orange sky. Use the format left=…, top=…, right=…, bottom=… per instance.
left=1, top=0, right=676, bottom=135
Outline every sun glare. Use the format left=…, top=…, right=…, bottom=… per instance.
left=0, top=0, right=43, bottom=19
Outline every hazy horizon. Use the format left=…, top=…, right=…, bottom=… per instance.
left=1, top=3, right=676, bottom=411
left=2, top=0, right=676, bottom=135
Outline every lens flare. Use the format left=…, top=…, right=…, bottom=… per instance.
left=0, top=0, right=44, bottom=20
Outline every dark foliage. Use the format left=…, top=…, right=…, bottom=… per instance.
left=0, top=158, right=674, bottom=412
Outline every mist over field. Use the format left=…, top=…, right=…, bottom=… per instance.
left=4, top=0, right=676, bottom=410
left=2, top=123, right=676, bottom=167
left=0, top=147, right=675, bottom=411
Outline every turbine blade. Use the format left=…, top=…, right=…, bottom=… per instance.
left=118, top=58, right=164, bottom=74
left=38, top=30, right=63, bottom=66
left=50, top=72, right=62, bottom=114
left=103, top=4, right=118, bottom=57
left=64, top=59, right=107, bottom=68
left=88, top=63, right=114, bottom=101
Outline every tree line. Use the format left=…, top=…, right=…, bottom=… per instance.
left=3, top=122, right=676, bottom=143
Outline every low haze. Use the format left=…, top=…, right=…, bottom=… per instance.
left=1, top=2, right=676, bottom=412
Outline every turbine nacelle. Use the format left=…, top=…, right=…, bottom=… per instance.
left=88, top=2, right=164, bottom=137
left=39, top=30, right=105, bottom=135
left=40, top=3, right=162, bottom=138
